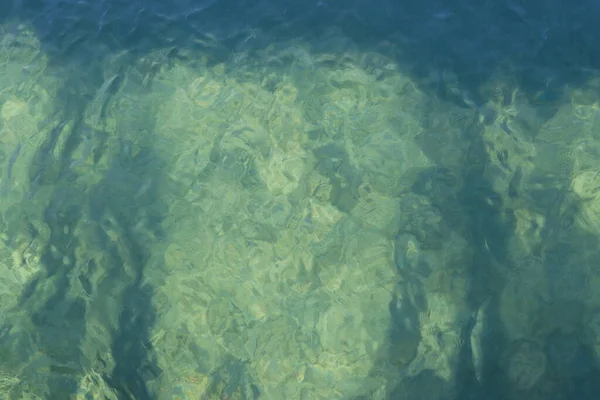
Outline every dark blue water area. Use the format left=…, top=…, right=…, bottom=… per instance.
left=3, top=0, right=599, bottom=101
left=1, top=0, right=600, bottom=399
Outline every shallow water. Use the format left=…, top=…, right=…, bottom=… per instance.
left=0, top=0, right=599, bottom=399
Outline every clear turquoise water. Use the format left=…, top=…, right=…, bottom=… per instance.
left=0, top=0, right=599, bottom=399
